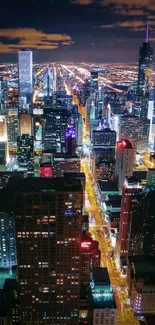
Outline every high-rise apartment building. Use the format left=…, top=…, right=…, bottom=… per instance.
left=118, top=177, right=143, bottom=257
left=115, top=140, right=134, bottom=191
left=11, top=177, right=83, bottom=325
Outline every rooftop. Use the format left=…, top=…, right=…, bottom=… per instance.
left=6, top=176, right=83, bottom=193
left=98, top=181, right=119, bottom=192
left=93, top=267, right=110, bottom=286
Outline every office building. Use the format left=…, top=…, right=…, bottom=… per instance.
left=44, top=105, right=71, bottom=152
left=119, top=115, right=139, bottom=144
left=12, top=177, right=83, bottom=324
left=146, top=168, right=155, bottom=185
left=137, top=25, right=153, bottom=95
left=118, top=177, right=142, bottom=257
left=128, top=188, right=155, bottom=257
left=18, top=49, right=33, bottom=108
left=127, top=257, right=155, bottom=315
left=115, top=140, right=134, bottom=190
left=92, top=129, right=116, bottom=148
left=90, top=267, right=116, bottom=325
left=65, top=124, right=76, bottom=155
left=7, top=109, right=18, bottom=148
left=17, top=134, right=34, bottom=169
left=53, top=153, right=80, bottom=177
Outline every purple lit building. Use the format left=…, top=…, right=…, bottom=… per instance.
left=65, top=124, right=77, bottom=155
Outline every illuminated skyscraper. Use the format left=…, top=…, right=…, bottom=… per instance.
left=137, top=25, right=153, bottom=95
left=115, top=140, right=134, bottom=191
left=18, top=49, right=33, bottom=108
left=12, top=177, right=83, bottom=325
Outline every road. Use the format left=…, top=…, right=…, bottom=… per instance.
left=69, top=85, right=139, bottom=325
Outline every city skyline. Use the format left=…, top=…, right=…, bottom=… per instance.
left=0, top=0, right=155, bottom=63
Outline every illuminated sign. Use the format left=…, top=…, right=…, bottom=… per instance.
left=81, top=241, right=92, bottom=249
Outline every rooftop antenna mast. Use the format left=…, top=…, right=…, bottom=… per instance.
left=146, top=23, right=149, bottom=43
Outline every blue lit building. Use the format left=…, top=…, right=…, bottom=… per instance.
left=90, top=267, right=117, bottom=325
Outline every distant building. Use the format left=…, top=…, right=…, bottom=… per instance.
left=53, top=153, right=80, bottom=177
left=7, top=109, right=18, bottom=148
left=92, top=128, right=116, bottom=148
left=90, top=267, right=117, bottom=325
left=18, top=49, right=33, bottom=109
left=17, top=134, right=34, bottom=169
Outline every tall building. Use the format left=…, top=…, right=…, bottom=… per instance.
left=44, top=93, right=71, bottom=151
left=18, top=49, right=33, bottom=109
left=128, top=188, right=155, bottom=257
left=90, top=267, right=117, bottom=325
left=65, top=124, right=76, bottom=155
left=115, top=139, right=134, bottom=190
left=137, top=25, right=153, bottom=95
left=12, top=177, right=83, bottom=324
left=7, top=109, right=18, bottom=148
left=17, top=134, right=34, bottom=170
left=118, top=177, right=143, bottom=257
left=53, top=153, right=80, bottom=177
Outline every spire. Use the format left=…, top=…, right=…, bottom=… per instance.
left=146, top=23, right=149, bottom=43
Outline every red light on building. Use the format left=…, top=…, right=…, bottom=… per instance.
left=81, top=241, right=92, bottom=249
left=40, top=165, right=52, bottom=178
left=122, top=140, right=127, bottom=147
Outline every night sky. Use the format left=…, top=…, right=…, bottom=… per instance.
left=0, top=0, right=155, bottom=63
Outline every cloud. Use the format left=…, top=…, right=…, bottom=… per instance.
left=101, top=20, right=155, bottom=31
left=102, top=0, right=155, bottom=10
left=118, top=9, right=146, bottom=16
left=0, top=28, right=73, bottom=53
left=72, top=0, right=93, bottom=4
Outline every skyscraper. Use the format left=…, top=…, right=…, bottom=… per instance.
left=137, top=25, right=153, bottom=95
left=128, top=188, right=155, bottom=257
left=115, top=140, right=134, bottom=190
left=118, top=177, right=142, bottom=257
left=12, top=177, right=83, bottom=324
left=18, top=49, right=33, bottom=108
